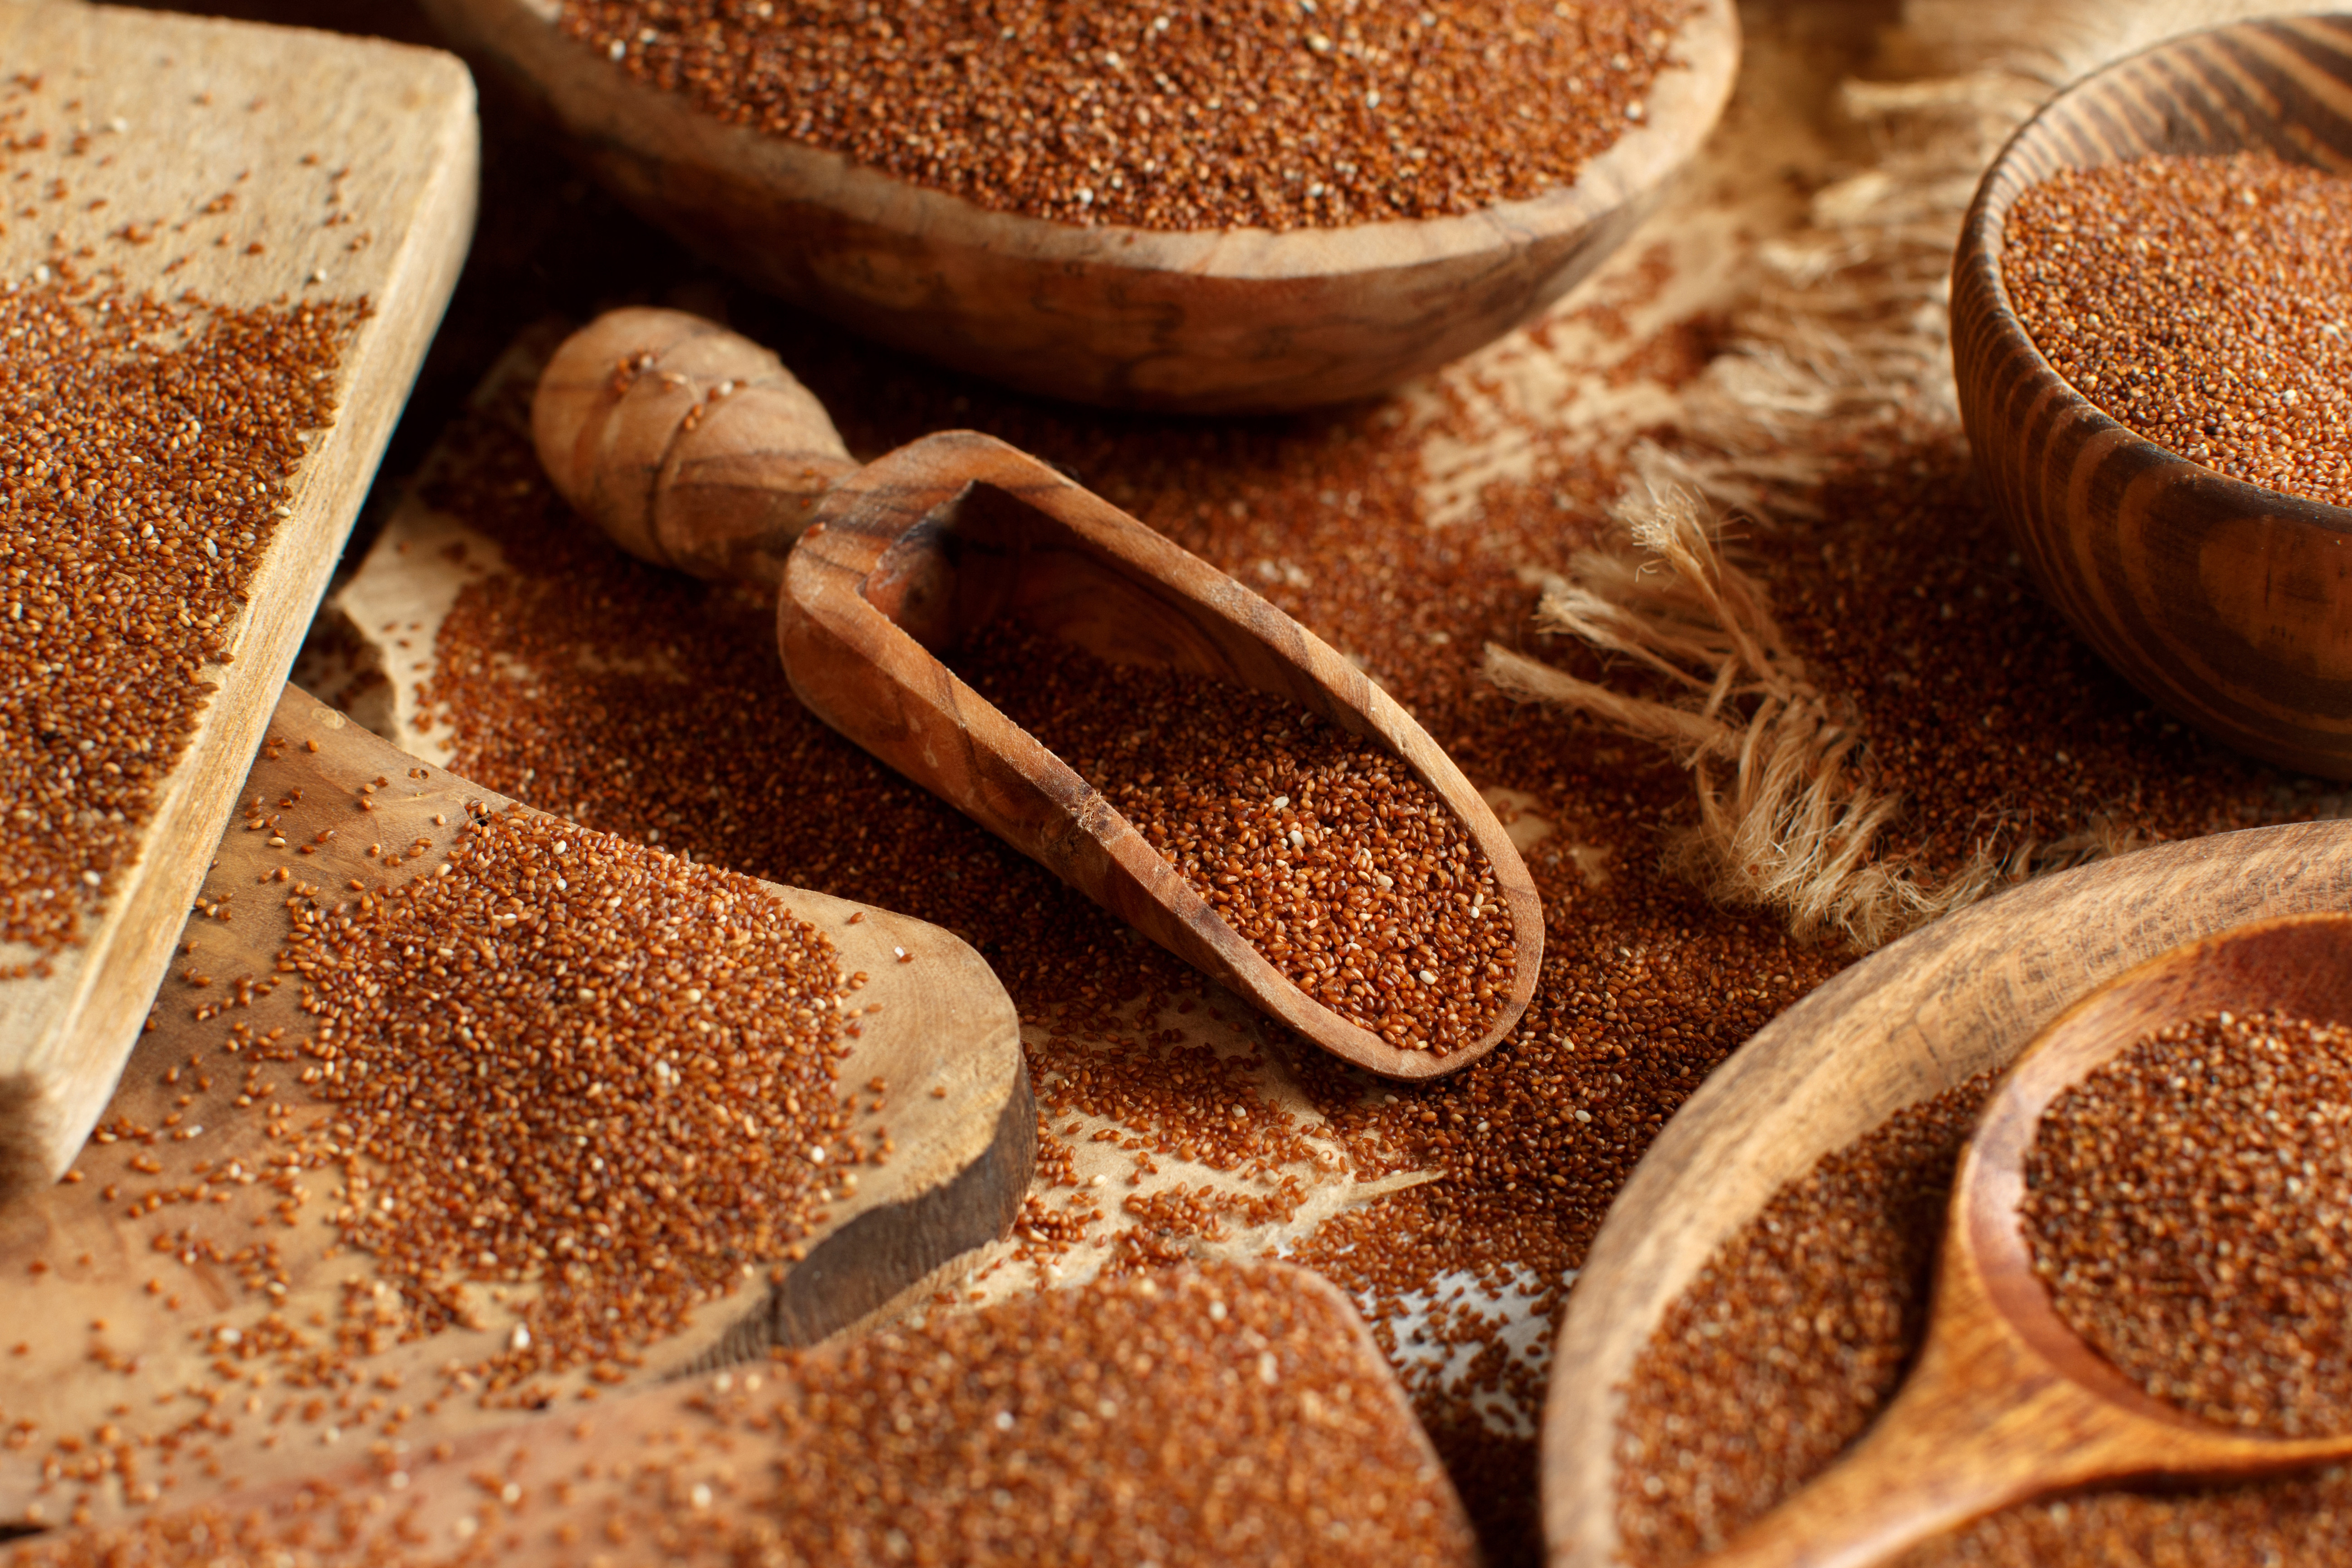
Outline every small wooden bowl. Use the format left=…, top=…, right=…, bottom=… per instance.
left=420, top=0, right=1738, bottom=414
left=1951, top=15, right=2352, bottom=779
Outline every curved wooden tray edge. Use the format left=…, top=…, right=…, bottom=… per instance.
left=1539, top=818, right=2352, bottom=1568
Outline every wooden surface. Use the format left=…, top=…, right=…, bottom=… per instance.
left=779, top=425, right=1547, bottom=1079
left=6, top=1263, right=1477, bottom=1567
left=0, top=3, right=477, bottom=1195
left=532, top=307, right=855, bottom=588
left=1541, top=819, right=2352, bottom=1567
left=1699, top=914, right=2352, bottom=1568
left=0, top=684, right=1033, bottom=1529
left=415, top=0, right=1739, bottom=413
left=1951, top=15, right=2352, bottom=779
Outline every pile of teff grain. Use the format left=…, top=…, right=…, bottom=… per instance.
left=1616, top=1009, right=2352, bottom=1566
left=2005, top=150, right=2352, bottom=510
left=11, top=1264, right=1475, bottom=1568
left=270, top=805, right=855, bottom=1391
left=2022, top=1008, right=2352, bottom=1438
left=560, top=0, right=1695, bottom=230
left=0, top=279, right=359, bottom=959
left=954, top=619, right=1516, bottom=1055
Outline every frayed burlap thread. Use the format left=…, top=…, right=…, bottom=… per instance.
left=1484, top=3, right=2290, bottom=949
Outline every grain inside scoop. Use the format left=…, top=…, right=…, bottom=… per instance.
left=533, top=307, right=1545, bottom=1079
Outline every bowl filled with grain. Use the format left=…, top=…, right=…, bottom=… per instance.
left=1604, top=910, right=2352, bottom=1568
left=1951, top=15, right=2352, bottom=779
left=422, top=0, right=1737, bottom=413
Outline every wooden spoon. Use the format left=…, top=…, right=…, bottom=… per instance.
left=418, top=0, right=1739, bottom=413
left=1694, top=911, right=2352, bottom=1568
left=531, top=307, right=1544, bottom=1080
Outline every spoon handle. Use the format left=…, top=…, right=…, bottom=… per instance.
left=1697, top=1240, right=2147, bottom=1568
left=532, top=308, right=858, bottom=588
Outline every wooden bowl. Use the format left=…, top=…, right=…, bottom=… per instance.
left=1950, top=15, right=2352, bottom=779
left=419, top=0, right=1739, bottom=414
left=1538, top=819, right=2352, bottom=1566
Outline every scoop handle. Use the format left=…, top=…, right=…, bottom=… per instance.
left=531, top=307, right=858, bottom=588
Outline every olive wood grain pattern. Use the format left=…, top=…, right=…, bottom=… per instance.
left=1696, top=914, right=2352, bottom=1568
left=532, top=308, right=856, bottom=588
left=779, top=430, right=1546, bottom=1079
left=1540, top=819, right=2352, bottom=1567
left=1952, top=15, right=2352, bottom=779
left=0, top=4, right=477, bottom=1199
left=530, top=306, right=1544, bottom=1079
left=417, top=0, right=1738, bottom=413
left=0, top=685, right=1032, bottom=1529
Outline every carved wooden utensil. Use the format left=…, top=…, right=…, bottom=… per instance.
left=1693, top=911, right=2352, bottom=1568
left=1951, top=14, right=2352, bottom=778
left=531, top=307, right=1544, bottom=1080
left=418, top=0, right=1738, bottom=413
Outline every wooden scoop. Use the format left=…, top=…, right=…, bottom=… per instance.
left=531, top=307, right=1544, bottom=1080
left=1698, top=911, right=2352, bottom=1568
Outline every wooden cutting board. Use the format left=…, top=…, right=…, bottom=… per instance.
left=0, top=3, right=476, bottom=1195
left=0, top=683, right=1032, bottom=1530
left=1540, top=818, right=2352, bottom=1566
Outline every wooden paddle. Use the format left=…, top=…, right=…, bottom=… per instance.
left=529, top=306, right=1544, bottom=1080
left=0, top=683, right=1031, bottom=1530
left=416, top=0, right=1740, bottom=413
left=0, top=4, right=476, bottom=1199
left=1695, top=913, right=2352, bottom=1568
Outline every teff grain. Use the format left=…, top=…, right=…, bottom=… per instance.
left=954, top=619, right=1516, bottom=1054
left=2022, top=1008, right=2352, bottom=1436
left=0, top=281, right=360, bottom=957
left=2005, top=152, right=2352, bottom=510
left=558, top=0, right=1694, bottom=231
left=271, top=806, right=850, bottom=1387
left=10, top=1263, right=1477, bottom=1567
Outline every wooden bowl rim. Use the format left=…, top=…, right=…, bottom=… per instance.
left=1955, top=12, right=2352, bottom=541
left=472, top=0, right=1739, bottom=284
left=1536, top=820, right=2352, bottom=1568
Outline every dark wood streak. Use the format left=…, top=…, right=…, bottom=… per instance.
left=776, top=430, right=1545, bottom=1080
left=1953, top=15, right=2352, bottom=779
left=417, top=0, right=1737, bottom=413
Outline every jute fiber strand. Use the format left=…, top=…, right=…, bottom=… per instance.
left=1485, top=0, right=2328, bottom=952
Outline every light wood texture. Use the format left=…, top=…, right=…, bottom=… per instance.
left=0, top=684, right=1032, bottom=1529
left=10, top=1262, right=1477, bottom=1567
left=1951, top=15, right=2352, bottom=779
left=531, top=307, right=1545, bottom=1079
left=418, top=0, right=1738, bottom=414
left=1697, top=913, right=2352, bottom=1568
left=0, top=3, right=477, bottom=1196
left=1541, top=819, right=2352, bottom=1567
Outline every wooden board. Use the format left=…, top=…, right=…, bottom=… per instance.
left=1540, top=818, right=2352, bottom=1566
left=7, top=1262, right=1477, bottom=1567
left=0, top=683, right=1032, bottom=1529
left=0, top=3, right=478, bottom=1194
left=416, top=0, right=1739, bottom=413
